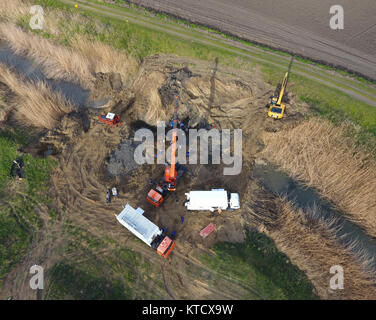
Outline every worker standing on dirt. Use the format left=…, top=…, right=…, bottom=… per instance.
left=106, top=188, right=111, bottom=203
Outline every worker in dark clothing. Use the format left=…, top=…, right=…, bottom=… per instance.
left=106, top=188, right=111, bottom=203
left=10, top=158, right=25, bottom=179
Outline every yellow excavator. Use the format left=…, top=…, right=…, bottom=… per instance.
left=268, top=56, right=294, bottom=119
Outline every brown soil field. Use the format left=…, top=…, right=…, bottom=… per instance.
left=128, top=0, right=376, bottom=80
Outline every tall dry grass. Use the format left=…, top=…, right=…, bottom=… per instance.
left=0, top=63, right=72, bottom=129
left=0, top=23, right=95, bottom=88
left=249, top=194, right=376, bottom=299
left=0, top=0, right=139, bottom=87
left=262, top=118, right=376, bottom=238
left=71, top=35, right=138, bottom=87
left=0, top=22, right=138, bottom=88
left=0, top=0, right=29, bottom=22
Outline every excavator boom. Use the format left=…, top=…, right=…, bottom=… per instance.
left=277, top=72, right=288, bottom=106
left=169, top=96, right=179, bottom=181
left=146, top=96, right=182, bottom=206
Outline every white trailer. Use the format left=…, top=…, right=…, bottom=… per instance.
left=116, top=203, right=175, bottom=258
left=184, top=189, right=240, bottom=212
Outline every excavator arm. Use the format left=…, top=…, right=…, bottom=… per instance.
left=169, top=96, right=179, bottom=181
left=277, top=72, right=288, bottom=106
left=164, top=96, right=179, bottom=191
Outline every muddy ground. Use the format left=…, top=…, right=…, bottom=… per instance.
left=125, top=0, right=376, bottom=80
left=0, top=54, right=310, bottom=299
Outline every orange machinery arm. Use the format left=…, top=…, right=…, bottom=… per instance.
left=169, top=96, right=179, bottom=181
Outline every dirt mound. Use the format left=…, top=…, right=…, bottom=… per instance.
left=90, top=72, right=123, bottom=101
left=158, top=66, right=196, bottom=107
left=114, top=55, right=287, bottom=130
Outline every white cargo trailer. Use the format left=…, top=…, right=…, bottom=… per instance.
left=116, top=203, right=175, bottom=258
left=184, top=189, right=240, bottom=212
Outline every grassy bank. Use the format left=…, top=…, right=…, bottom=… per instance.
left=200, top=229, right=317, bottom=300
left=0, top=128, right=55, bottom=284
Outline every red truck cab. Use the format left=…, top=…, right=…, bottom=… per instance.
left=146, top=189, right=164, bottom=207
left=157, top=236, right=175, bottom=258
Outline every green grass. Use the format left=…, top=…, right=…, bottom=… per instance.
left=200, top=230, right=317, bottom=300
left=0, top=128, right=55, bottom=282
left=0, top=212, right=30, bottom=283
left=47, top=221, right=165, bottom=300
left=0, top=130, right=26, bottom=191
left=263, top=64, right=376, bottom=133
left=46, top=261, right=132, bottom=300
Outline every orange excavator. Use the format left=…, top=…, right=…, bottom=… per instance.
left=164, top=96, right=179, bottom=192
left=146, top=96, right=186, bottom=207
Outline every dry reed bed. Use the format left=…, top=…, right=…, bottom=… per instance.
left=71, top=35, right=138, bottom=87
left=0, top=63, right=72, bottom=129
left=261, top=118, right=376, bottom=238
left=0, top=23, right=94, bottom=88
left=0, top=0, right=138, bottom=88
left=250, top=194, right=376, bottom=299
left=0, top=0, right=29, bottom=22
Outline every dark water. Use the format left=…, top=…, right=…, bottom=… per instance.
left=0, top=44, right=108, bottom=108
left=253, top=163, right=376, bottom=273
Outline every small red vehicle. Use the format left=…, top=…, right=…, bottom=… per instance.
left=98, top=113, right=121, bottom=127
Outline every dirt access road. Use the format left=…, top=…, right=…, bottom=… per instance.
left=129, top=0, right=376, bottom=80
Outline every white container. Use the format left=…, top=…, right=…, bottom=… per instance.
left=116, top=203, right=161, bottom=246
left=184, top=189, right=240, bottom=212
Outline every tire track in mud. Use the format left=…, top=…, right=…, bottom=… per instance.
left=132, top=240, right=248, bottom=299
left=161, top=264, right=176, bottom=299
left=0, top=206, right=66, bottom=300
